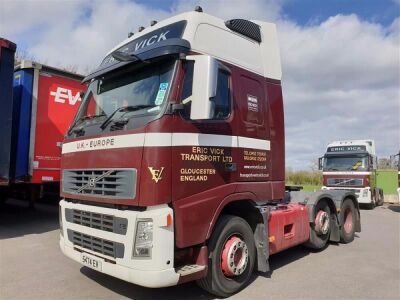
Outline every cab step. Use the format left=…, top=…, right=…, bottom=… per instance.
left=176, top=264, right=206, bottom=276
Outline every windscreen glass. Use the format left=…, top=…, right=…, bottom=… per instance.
left=324, top=155, right=369, bottom=171
left=71, top=59, right=175, bottom=130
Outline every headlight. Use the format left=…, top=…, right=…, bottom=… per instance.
left=133, top=219, right=153, bottom=257
left=59, top=204, right=63, bottom=237
left=362, top=189, right=368, bottom=197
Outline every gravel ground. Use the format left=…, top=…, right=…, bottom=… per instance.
left=0, top=199, right=399, bottom=300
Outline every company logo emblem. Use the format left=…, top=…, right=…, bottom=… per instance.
left=50, top=87, right=81, bottom=105
left=148, top=167, right=164, bottom=183
left=88, top=177, right=96, bottom=188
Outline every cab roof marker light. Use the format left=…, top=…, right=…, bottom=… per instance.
left=194, top=6, right=203, bottom=12
left=150, top=20, right=157, bottom=26
left=138, top=26, right=145, bottom=32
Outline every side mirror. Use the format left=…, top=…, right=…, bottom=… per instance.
left=184, top=55, right=218, bottom=120
left=318, top=157, right=324, bottom=170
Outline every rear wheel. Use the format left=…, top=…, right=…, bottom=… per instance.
left=339, top=199, right=356, bottom=243
left=305, top=200, right=331, bottom=250
left=377, top=190, right=384, bottom=206
left=197, top=215, right=256, bottom=298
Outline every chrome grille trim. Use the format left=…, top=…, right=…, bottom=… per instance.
left=62, top=168, right=136, bottom=199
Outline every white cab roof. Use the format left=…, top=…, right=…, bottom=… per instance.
left=107, top=11, right=282, bottom=80
left=327, top=140, right=376, bottom=155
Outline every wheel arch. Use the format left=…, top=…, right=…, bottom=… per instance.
left=206, top=192, right=260, bottom=241
left=206, top=194, right=270, bottom=273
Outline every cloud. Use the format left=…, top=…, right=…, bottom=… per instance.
left=279, top=15, right=399, bottom=169
left=0, top=0, right=398, bottom=169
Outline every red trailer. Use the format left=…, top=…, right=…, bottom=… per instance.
left=1, top=59, right=84, bottom=205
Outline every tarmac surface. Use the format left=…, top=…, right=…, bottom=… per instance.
left=0, top=199, right=399, bottom=300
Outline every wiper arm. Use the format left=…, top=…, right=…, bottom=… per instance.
left=68, top=113, right=106, bottom=135
left=111, top=51, right=148, bottom=63
left=100, top=105, right=155, bottom=130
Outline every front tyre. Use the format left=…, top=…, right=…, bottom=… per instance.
left=197, top=215, right=256, bottom=298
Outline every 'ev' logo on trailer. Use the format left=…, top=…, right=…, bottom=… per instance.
left=50, top=87, right=81, bottom=105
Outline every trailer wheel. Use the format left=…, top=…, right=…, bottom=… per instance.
left=197, top=215, right=256, bottom=298
left=305, top=201, right=331, bottom=250
left=339, top=199, right=356, bottom=243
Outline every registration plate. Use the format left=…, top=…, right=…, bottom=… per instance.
left=81, top=253, right=102, bottom=271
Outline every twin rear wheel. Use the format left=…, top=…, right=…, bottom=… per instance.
left=197, top=215, right=256, bottom=298
left=305, top=198, right=356, bottom=249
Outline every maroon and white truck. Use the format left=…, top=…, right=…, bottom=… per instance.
left=320, top=140, right=384, bottom=209
left=59, top=9, right=361, bottom=297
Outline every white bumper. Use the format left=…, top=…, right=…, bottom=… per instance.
left=59, top=200, right=179, bottom=288
left=322, top=186, right=372, bottom=204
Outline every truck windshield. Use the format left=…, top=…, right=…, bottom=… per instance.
left=71, top=59, right=176, bottom=130
left=324, top=155, right=369, bottom=171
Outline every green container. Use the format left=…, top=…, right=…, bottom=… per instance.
left=376, top=170, right=398, bottom=194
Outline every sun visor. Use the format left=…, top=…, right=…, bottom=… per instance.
left=325, top=151, right=369, bottom=157
left=83, top=20, right=190, bottom=82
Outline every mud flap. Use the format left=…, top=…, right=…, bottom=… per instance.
left=254, top=205, right=270, bottom=273
left=329, top=214, right=340, bottom=242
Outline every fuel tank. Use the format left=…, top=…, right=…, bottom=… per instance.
left=268, top=203, right=310, bottom=255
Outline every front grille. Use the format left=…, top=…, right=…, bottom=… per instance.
left=67, top=229, right=124, bottom=258
left=65, top=208, right=127, bottom=234
left=327, top=178, right=363, bottom=187
left=63, top=169, right=136, bottom=199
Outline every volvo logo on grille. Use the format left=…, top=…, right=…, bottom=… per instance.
left=88, top=177, right=96, bottom=188
left=76, top=170, right=115, bottom=193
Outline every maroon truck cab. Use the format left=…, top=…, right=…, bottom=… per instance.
left=320, top=140, right=384, bottom=208
left=59, top=10, right=360, bottom=297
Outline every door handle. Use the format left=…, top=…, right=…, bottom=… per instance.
left=224, top=163, right=237, bottom=172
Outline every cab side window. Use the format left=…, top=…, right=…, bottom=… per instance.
left=181, top=62, right=231, bottom=120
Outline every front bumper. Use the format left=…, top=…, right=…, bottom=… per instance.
left=322, top=186, right=372, bottom=204
left=59, top=200, right=179, bottom=288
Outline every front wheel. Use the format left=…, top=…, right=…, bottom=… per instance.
left=197, top=215, right=256, bottom=298
left=367, top=195, right=376, bottom=210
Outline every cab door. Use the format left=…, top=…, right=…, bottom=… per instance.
left=171, top=60, right=238, bottom=247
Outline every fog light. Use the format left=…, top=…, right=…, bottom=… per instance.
left=133, top=219, right=153, bottom=257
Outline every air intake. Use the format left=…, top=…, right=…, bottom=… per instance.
left=225, top=19, right=262, bottom=43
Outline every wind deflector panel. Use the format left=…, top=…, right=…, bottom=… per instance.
left=83, top=20, right=189, bottom=82
left=225, top=19, right=262, bottom=43
left=0, top=39, right=17, bottom=183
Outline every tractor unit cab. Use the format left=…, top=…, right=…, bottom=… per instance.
left=320, top=140, right=383, bottom=207
left=59, top=9, right=360, bottom=297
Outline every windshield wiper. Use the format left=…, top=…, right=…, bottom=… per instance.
left=111, top=51, right=148, bottom=63
left=68, top=113, right=106, bottom=135
left=100, top=105, right=155, bottom=130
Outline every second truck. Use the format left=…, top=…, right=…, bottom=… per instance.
left=59, top=9, right=361, bottom=297
left=320, top=140, right=384, bottom=209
